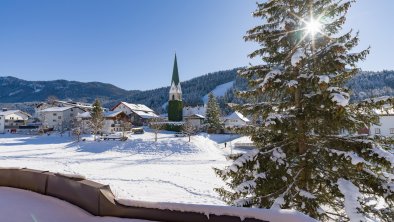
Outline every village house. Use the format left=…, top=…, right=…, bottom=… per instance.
left=0, top=109, right=31, bottom=133
left=39, top=106, right=85, bottom=131
left=183, top=106, right=206, bottom=129
left=77, top=110, right=130, bottom=134
left=369, top=109, right=394, bottom=137
left=35, top=100, right=93, bottom=117
left=111, top=102, right=158, bottom=126
left=0, top=114, right=4, bottom=133
left=222, top=111, right=250, bottom=129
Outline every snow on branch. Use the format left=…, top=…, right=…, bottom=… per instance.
left=291, top=48, right=305, bottom=67
left=327, top=87, right=350, bottom=107
left=372, top=144, right=394, bottom=168
left=337, top=178, right=366, bottom=222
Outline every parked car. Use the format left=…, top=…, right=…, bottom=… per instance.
left=103, top=133, right=128, bottom=141
left=175, top=132, right=188, bottom=137
left=131, top=127, right=144, bottom=134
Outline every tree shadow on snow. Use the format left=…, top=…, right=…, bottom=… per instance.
left=69, top=138, right=198, bottom=155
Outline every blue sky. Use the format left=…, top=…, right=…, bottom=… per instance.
left=0, top=0, right=393, bottom=90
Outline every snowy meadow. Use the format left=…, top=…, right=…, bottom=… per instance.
left=0, top=130, right=243, bottom=205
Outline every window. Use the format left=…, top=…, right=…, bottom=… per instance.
left=53, top=113, right=57, bottom=116
left=375, top=128, right=381, bottom=134
left=58, top=116, right=61, bottom=119
left=390, top=128, right=394, bottom=134
left=53, top=120, right=57, bottom=122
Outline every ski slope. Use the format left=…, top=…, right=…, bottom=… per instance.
left=203, top=81, right=234, bottom=103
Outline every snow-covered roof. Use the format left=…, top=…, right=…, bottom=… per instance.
left=77, top=111, right=91, bottom=118
left=119, top=102, right=154, bottom=112
left=373, top=108, right=394, bottom=116
left=0, top=110, right=31, bottom=118
left=224, top=111, right=250, bottom=122
left=133, top=110, right=158, bottom=119
left=77, top=110, right=125, bottom=119
left=183, top=106, right=206, bottom=117
left=185, top=114, right=205, bottom=119
left=40, top=107, right=75, bottom=112
left=104, top=110, right=124, bottom=118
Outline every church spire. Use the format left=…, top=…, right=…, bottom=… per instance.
left=171, top=54, right=180, bottom=85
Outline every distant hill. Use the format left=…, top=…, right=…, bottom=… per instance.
left=0, top=76, right=136, bottom=104
left=1, top=69, right=394, bottom=114
left=0, top=69, right=238, bottom=113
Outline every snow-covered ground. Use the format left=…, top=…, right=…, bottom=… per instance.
left=0, top=130, right=243, bottom=205
left=202, top=81, right=234, bottom=103
left=0, top=187, right=151, bottom=222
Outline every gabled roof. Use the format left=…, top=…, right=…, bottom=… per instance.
left=224, top=111, right=250, bottom=122
left=104, top=110, right=125, bottom=118
left=112, top=102, right=154, bottom=112
left=40, top=107, right=76, bottom=112
left=185, top=114, right=205, bottom=119
left=77, top=110, right=125, bottom=119
left=0, top=110, right=31, bottom=118
left=373, top=108, right=394, bottom=116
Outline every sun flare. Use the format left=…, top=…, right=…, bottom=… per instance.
left=305, top=18, right=322, bottom=35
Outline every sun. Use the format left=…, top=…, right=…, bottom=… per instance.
left=305, top=18, right=322, bottom=36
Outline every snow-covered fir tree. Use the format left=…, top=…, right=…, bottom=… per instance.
left=205, top=93, right=223, bottom=132
left=90, top=99, right=104, bottom=140
left=215, top=0, right=394, bottom=221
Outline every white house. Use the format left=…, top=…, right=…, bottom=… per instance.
left=0, top=109, right=31, bottom=133
left=184, top=114, right=205, bottom=129
left=369, top=109, right=394, bottom=137
left=223, top=111, right=250, bottom=129
left=39, top=106, right=85, bottom=131
left=77, top=110, right=129, bottom=134
left=111, top=102, right=158, bottom=126
left=183, top=106, right=206, bottom=129
left=0, top=114, right=4, bottom=133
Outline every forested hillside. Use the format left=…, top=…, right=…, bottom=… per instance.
left=1, top=69, right=394, bottom=114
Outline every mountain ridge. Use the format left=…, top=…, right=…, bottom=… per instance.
left=1, top=69, right=394, bottom=114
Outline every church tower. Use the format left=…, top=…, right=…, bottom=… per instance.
left=168, top=54, right=183, bottom=121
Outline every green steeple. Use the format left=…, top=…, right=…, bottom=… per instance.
left=171, top=54, right=180, bottom=85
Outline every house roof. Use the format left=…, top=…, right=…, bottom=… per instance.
left=40, top=107, right=76, bottom=112
left=183, top=106, right=206, bottom=117
left=185, top=114, right=205, bottom=119
left=374, top=108, right=394, bottom=116
left=104, top=110, right=124, bottom=118
left=113, top=102, right=154, bottom=112
left=77, top=110, right=125, bottom=119
left=224, top=111, right=250, bottom=122
left=133, top=110, right=158, bottom=119
left=0, top=110, right=31, bottom=118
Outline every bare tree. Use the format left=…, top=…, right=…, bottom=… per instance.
left=47, top=96, right=58, bottom=105
left=149, top=118, right=164, bottom=142
left=70, top=117, right=83, bottom=142
left=120, top=116, right=132, bottom=138
left=182, top=121, right=198, bottom=142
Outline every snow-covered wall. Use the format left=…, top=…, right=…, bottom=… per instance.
left=0, top=168, right=317, bottom=222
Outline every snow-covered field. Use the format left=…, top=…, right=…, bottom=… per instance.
left=0, top=130, right=244, bottom=205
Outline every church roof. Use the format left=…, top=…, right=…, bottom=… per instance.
left=171, top=54, right=180, bottom=85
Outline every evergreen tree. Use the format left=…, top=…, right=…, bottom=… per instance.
left=215, top=1, right=393, bottom=221
left=205, top=93, right=223, bottom=132
left=90, top=99, right=104, bottom=140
